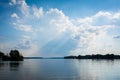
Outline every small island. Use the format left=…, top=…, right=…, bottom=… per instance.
left=64, top=54, right=120, bottom=59
left=0, top=50, right=23, bottom=61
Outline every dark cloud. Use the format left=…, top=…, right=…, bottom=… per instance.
left=113, top=35, right=120, bottom=39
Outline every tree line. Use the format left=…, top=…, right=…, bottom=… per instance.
left=64, top=54, right=120, bottom=59
left=0, top=50, right=23, bottom=61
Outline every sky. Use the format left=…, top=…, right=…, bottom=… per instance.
left=0, top=0, right=120, bottom=57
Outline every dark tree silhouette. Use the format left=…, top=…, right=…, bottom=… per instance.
left=9, top=50, right=23, bottom=61
left=0, top=51, right=4, bottom=58
left=64, top=54, right=120, bottom=59
left=0, top=50, right=23, bottom=61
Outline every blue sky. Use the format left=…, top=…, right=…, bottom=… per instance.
left=0, top=0, right=120, bottom=57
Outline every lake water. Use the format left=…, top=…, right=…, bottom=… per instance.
left=0, top=59, right=120, bottom=80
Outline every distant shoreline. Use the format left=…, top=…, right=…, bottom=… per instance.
left=64, top=54, right=120, bottom=59
left=24, top=57, right=64, bottom=59
left=24, top=54, right=120, bottom=60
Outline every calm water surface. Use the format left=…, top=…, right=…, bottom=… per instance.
left=0, top=59, right=120, bottom=80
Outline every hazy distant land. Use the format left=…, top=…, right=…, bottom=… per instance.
left=1, top=50, right=120, bottom=60
left=64, top=54, right=120, bottom=59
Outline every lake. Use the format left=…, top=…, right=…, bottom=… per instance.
left=0, top=59, right=120, bottom=80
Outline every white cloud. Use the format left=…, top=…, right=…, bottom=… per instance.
left=10, top=0, right=120, bottom=56
left=11, top=13, right=19, bottom=19
left=13, top=24, right=32, bottom=32
left=17, top=36, right=31, bottom=49
left=20, top=0, right=30, bottom=16
left=47, top=8, right=74, bottom=32
left=10, top=0, right=29, bottom=16
left=18, top=24, right=32, bottom=32
left=33, top=6, right=44, bottom=18
left=9, top=0, right=17, bottom=5
left=69, top=11, right=119, bottom=55
left=11, top=0, right=16, bottom=4
left=15, top=35, right=40, bottom=57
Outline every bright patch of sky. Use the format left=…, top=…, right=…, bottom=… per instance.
left=0, top=0, right=120, bottom=57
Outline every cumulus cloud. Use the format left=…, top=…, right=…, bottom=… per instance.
left=15, top=36, right=40, bottom=57
left=69, top=11, right=119, bottom=55
left=10, top=0, right=30, bottom=16
left=19, top=0, right=30, bottom=16
left=9, top=0, right=17, bottom=5
left=13, top=24, right=32, bottom=32
left=47, top=8, right=73, bottom=32
left=11, top=13, right=19, bottom=19
left=76, top=11, right=120, bottom=26
left=9, top=0, right=120, bottom=56
left=33, top=6, right=44, bottom=18
left=17, top=36, right=31, bottom=49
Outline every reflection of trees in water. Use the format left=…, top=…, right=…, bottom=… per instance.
left=0, top=62, right=5, bottom=69
left=10, top=62, right=21, bottom=71
left=0, top=61, right=22, bottom=71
